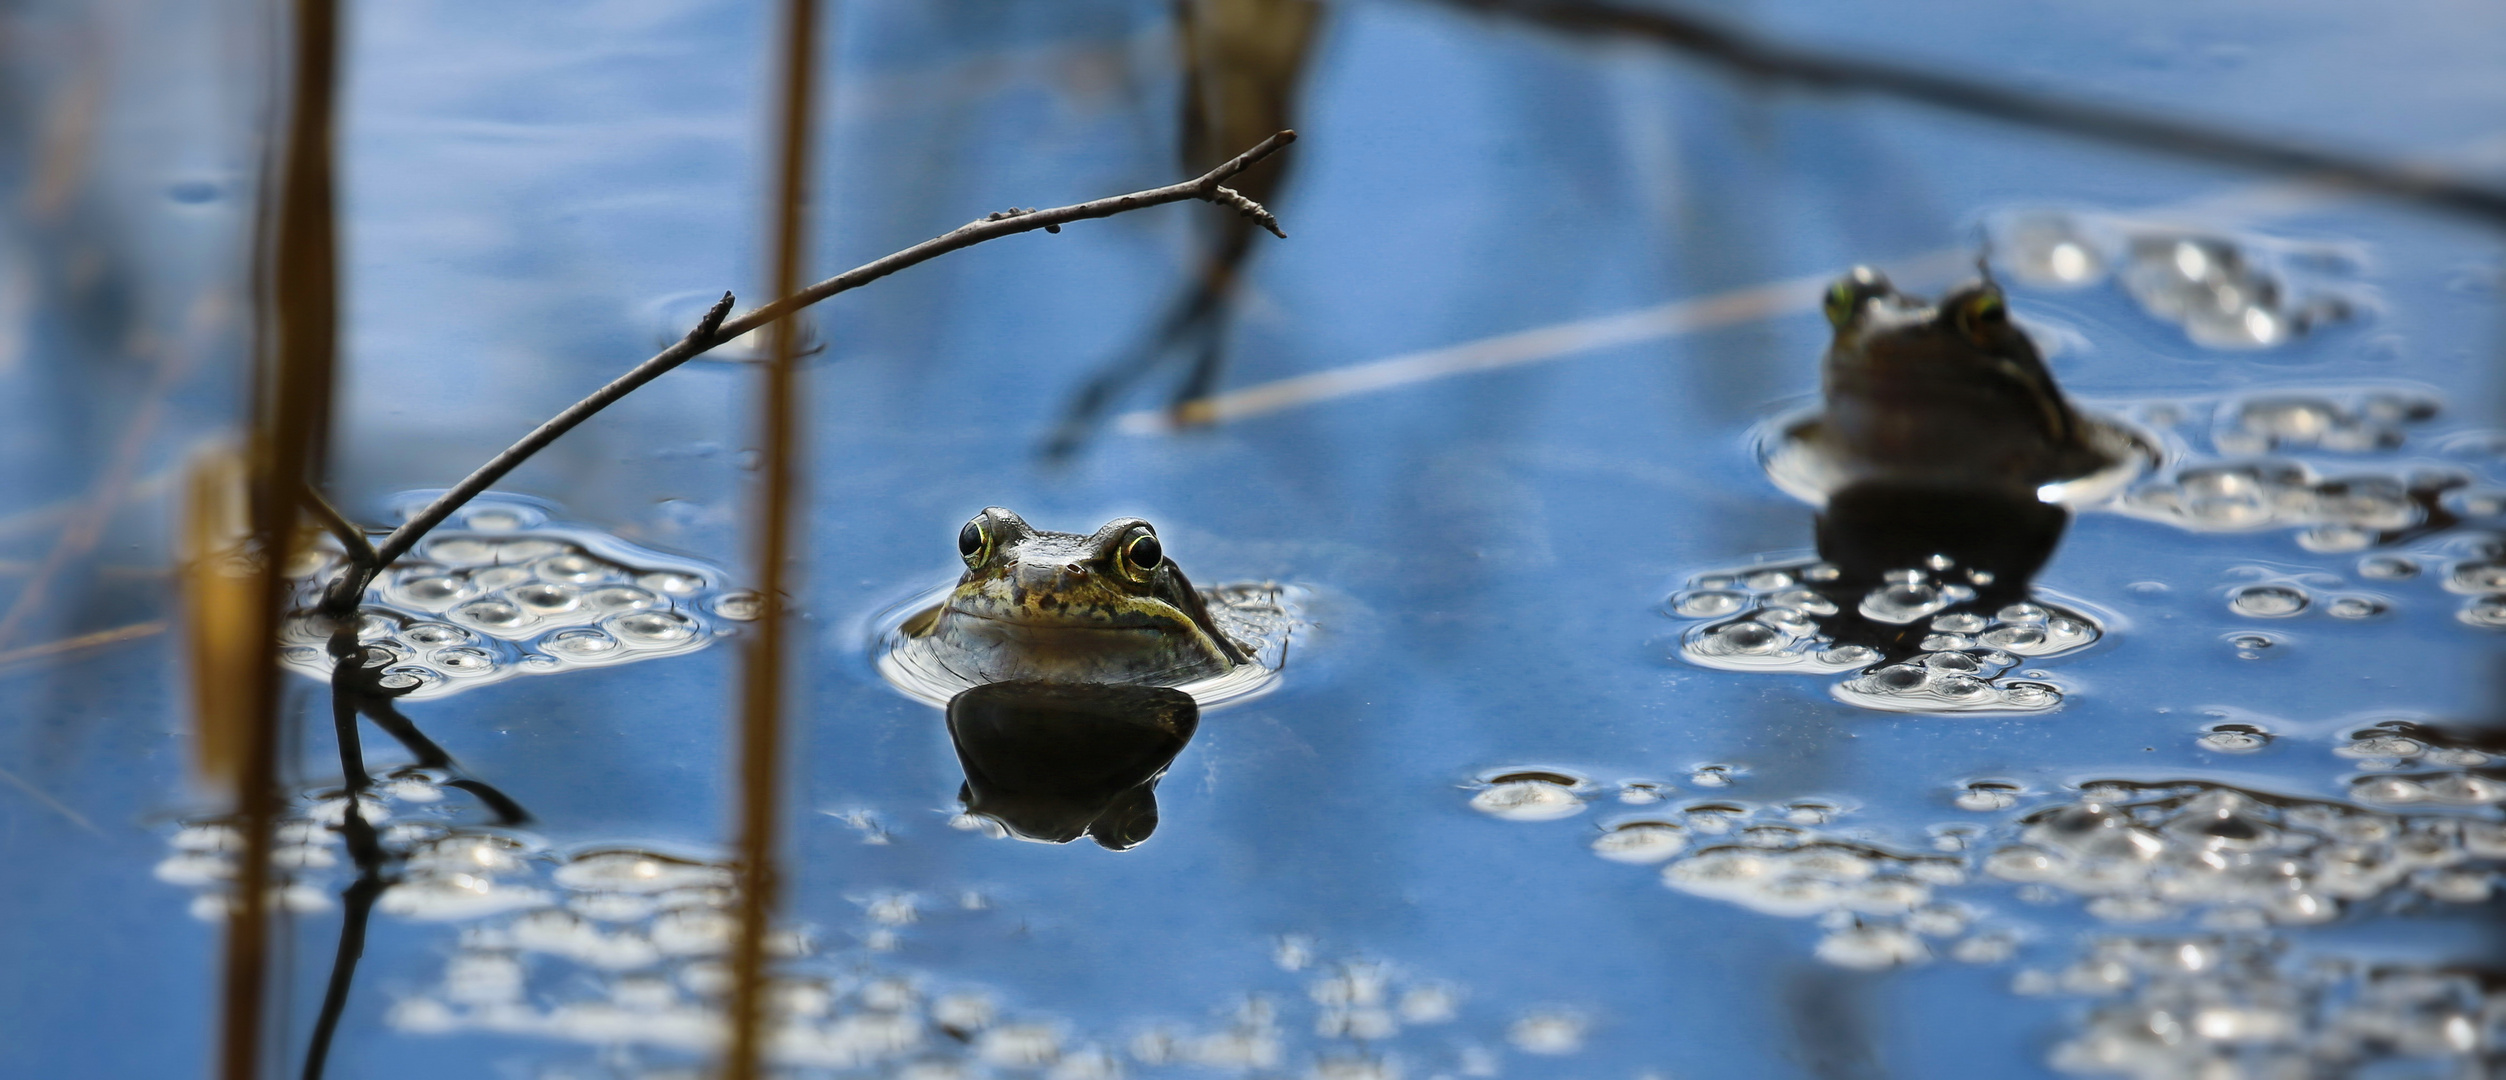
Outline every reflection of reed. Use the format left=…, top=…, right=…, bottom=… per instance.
left=219, top=0, right=347, bottom=1076
left=1048, top=0, right=1320, bottom=458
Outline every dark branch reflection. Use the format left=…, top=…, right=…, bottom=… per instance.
left=299, top=622, right=533, bottom=1080
left=947, top=681, right=1201, bottom=851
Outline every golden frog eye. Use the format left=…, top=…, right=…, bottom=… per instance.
left=1822, top=280, right=1858, bottom=329
left=1823, top=267, right=1890, bottom=330
left=1953, top=288, right=2009, bottom=341
left=1118, top=528, right=1163, bottom=582
left=957, top=516, right=989, bottom=569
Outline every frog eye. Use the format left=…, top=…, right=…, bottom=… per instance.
left=957, top=516, right=990, bottom=569
left=1822, top=280, right=1859, bottom=328
left=1951, top=289, right=2009, bottom=339
left=1822, top=267, right=1891, bottom=330
left=1116, top=528, right=1163, bottom=582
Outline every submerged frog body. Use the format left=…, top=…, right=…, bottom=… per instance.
left=901, top=508, right=1250, bottom=687
left=1818, top=267, right=2107, bottom=493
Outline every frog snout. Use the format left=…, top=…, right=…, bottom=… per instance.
left=1011, top=563, right=1086, bottom=591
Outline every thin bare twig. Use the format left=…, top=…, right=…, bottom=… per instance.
left=360, top=291, right=735, bottom=581
left=346, top=130, right=1297, bottom=599
left=299, top=481, right=376, bottom=570
left=1448, top=0, right=2506, bottom=222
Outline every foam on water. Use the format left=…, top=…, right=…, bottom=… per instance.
left=1669, top=560, right=2102, bottom=714
left=280, top=496, right=745, bottom=699
left=1986, top=210, right=2363, bottom=349
left=154, top=772, right=1588, bottom=1079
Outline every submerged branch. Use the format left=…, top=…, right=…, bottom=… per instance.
left=1449, top=0, right=2506, bottom=222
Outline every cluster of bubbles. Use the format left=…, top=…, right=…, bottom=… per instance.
left=2023, top=936, right=2504, bottom=1079
left=282, top=499, right=754, bottom=700
left=1987, top=210, right=2359, bottom=349
left=1465, top=775, right=2021, bottom=972
left=2336, top=721, right=2506, bottom=808
left=2440, top=548, right=2506, bottom=632
left=1463, top=767, right=1749, bottom=823
left=1464, top=753, right=2505, bottom=968
left=2106, top=390, right=2463, bottom=551
left=1980, top=781, right=2502, bottom=925
left=160, top=779, right=1588, bottom=1078
left=1669, top=560, right=2099, bottom=714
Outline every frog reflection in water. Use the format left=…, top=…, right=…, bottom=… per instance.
left=1819, top=266, right=2109, bottom=493
left=900, top=507, right=1251, bottom=687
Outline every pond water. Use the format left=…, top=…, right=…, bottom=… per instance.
left=5, top=1, right=2506, bottom=1078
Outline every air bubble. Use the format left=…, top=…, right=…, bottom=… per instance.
left=397, top=575, right=468, bottom=607
left=2458, top=595, right=2506, bottom=628
left=638, top=571, right=704, bottom=595
left=536, top=554, right=609, bottom=584
left=490, top=538, right=563, bottom=562
left=511, top=582, right=580, bottom=614
left=456, top=600, right=529, bottom=630
left=1980, top=626, right=2047, bottom=650
left=470, top=566, right=530, bottom=591
left=2297, top=525, right=2374, bottom=553
left=1689, top=765, right=1737, bottom=788
left=1672, top=590, right=1748, bottom=617
left=2228, top=585, right=2309, bottom=617
left=2000, top=683, right=2059, bottom=709
left=2357, top=555, right=2417, bottom=580
left=404, top=623, right=473, bottom=647
left=1591, top=822, right=1686, bottom=863
left=545, top=628, right=619, bottom=657
left=1470, top=777, right=1586, bottom=822
left=1957, top=783, right=2022, bottom=812
left=1861, top=582, right=1969, bottom=624
left=2197, top=724, right=2272, bottom=752
left=463, top=508, right=528, bottom=532
left=433, top=648, right=495, bottom=674
left=1710, top=622, right=1781, bottom=653
left=1931, top=613, right=1987, bottom=634
left=1766, top=589, right=1837, bottom=615
left=582, top=585, right=657, bottom=613
left=377, top=667, right=441, bottom=691
left=425, top=537, right=497, bottom=564
left=2325, top=596, right=2386, bottom=619
left=609, top=611, right=696, bottom=644
left=1617, top=782, right=1668, bottom=805
left=1742, top=570, right=1794, bottom=591
left=712, top=591, right=764, bottom=621
left=2447, top=562, right=2506, bottom=595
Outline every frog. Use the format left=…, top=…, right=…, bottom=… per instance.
left=1817, top=266, right=2108, bottom=493
left=897, top=508, right=1251, bottom=687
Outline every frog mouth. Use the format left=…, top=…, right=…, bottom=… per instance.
left=948, top=608, right=1186, bottom=634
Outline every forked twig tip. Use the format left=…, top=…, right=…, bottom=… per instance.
left=695, top=292, right=737, bottom=339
